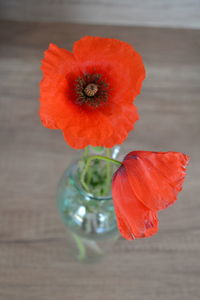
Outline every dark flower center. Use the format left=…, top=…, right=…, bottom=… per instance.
left=74, top=73, right=109, bottom=107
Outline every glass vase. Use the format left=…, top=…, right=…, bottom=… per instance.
left=57, top=146, right=120, bottom=262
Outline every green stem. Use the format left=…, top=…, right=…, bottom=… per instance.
left=83, top=146, right=89, bottom=158
left=80, top=155, right=122, bottom=192
left=71, top=232, right=86, bottom=261
left=105, top=149, right=111, bottom=195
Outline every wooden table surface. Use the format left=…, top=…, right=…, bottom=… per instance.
left=0, top=20, right=200, bottom=300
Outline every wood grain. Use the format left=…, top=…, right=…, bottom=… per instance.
left=0, top=0, right=200, bottom=29
left=0, top=20, right=200, bottom=300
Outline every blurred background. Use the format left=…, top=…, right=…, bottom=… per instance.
left=1, top=0, right=200, bottom=28
left=0, top=1, right=200, bottom=300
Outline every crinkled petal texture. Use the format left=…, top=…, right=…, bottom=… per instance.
left=112, top=151, right=189, bottom=240
left=112, top=166, right=159, bottom=240
left=73, top=36, right=145, bottom=99
left=40, top=37, right=145, bottom=149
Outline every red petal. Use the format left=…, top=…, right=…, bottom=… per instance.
left=124, top=151, right=190, bottom=211
left=40, top=44, right=80, bottom=130
left=73, top=36, right=145, bottom=98
left=62, top=108, right=113, bottom=149
left=41, top=43, right=77, bottom=76
left=112, top=166, right=159, bottom=240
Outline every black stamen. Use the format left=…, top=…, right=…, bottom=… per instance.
left=74, top=73, right=109, bottom=107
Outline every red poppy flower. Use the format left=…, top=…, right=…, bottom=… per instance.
left=40, top=36, right=145, bottom=148
left=112, top=151, right=190, bottom=240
